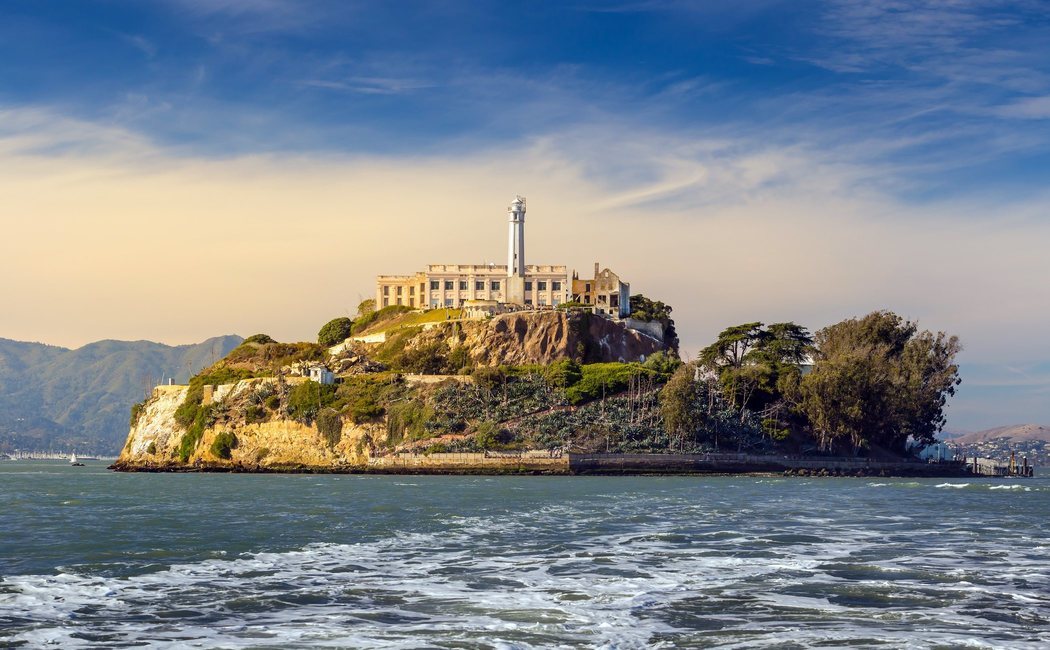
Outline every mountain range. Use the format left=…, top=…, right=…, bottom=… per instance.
left=0, top=335, right=242, bottom=454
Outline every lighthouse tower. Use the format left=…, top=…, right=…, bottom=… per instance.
left=506, top=195, right=527, bottom=304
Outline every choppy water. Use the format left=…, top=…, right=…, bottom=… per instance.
left=1, top=462, right=1047, bottom=648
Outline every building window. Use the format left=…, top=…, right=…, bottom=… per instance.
left=538, top=281, right=547, bottom=291
left=445, top=281, right=454, bottom=290
left=539, top=298, right=547, bottom=306
left=396, top=286, right=403, bottom=295
left=525, top=281, right=533, bottom=291
left=396, top=297, right=402, bottom=305
left=430, top=281, right=439, bottom=290
left=553, top=281, right=561, bottom=290
left=585, top=283, right=591, bottom=292
left=383, top=298, right=389, bottom=307
left=383, top=286, right=389, bottom=296
left=475, top=281, right=485, bottom=291
left=431, top=299, right=439, bottom=308
left=409, top=286, right=415, bottom=296
left=490, top=281, right=500, bottom=290
left=420, top=284, right=425, bottom=296
left=459, top=280, right=468, bottom=290
left=525, top=299, right=533, bottom=306
left=445, top=298, right=453, bottom=307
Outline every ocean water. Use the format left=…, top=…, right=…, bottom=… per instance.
left=1, top=462, right=1047, bottom=648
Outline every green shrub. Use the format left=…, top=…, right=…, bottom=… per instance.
left=424, top=442, right=449, bottom=455
left=177, top=404, right=214, bottom=462
left=545, top=359, right=582, bottom=388
left=317, top=408, right=343, bottom=447
left=129, top=400, right=147, bottom=427
left=146, top=441, right=157, bottom=455
left=210, top=431, right=238, bottom=460
left=265, top=394, right=281, bottom=410
left=244, top=404, right=267, bottom=423
left=643, top=351, right=682, bottom=377
left=472, top=365, right=507, bottom=390
left=318, top=317, right=354, bottom=346
left=386, top=401, right=434, bottom=445
left=447, top=345, right=472, bottom=372
left=286, top=380, right=338, bottom=422
left=335, top=374, right=403, bottom=423
left=474, top=421, right=509, bottom=450
left=243, top=334, right=276, bottom=345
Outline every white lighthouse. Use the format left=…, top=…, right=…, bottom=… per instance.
left=507, top=195, right=526, bottom=277
left=505, top=195, right=527, bottom=304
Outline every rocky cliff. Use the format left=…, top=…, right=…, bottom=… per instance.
left=115, top=378, right=374, bottom=471
left=397, top=311, right=666, bottom=368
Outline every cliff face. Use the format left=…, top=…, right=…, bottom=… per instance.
left=116, top=379, right=372, bottom=470
left=418, top=311, right=665, bottom=367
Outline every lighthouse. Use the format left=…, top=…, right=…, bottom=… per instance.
left=505, top=195, right=527, bottom=304
left=507, top=195, right=526, bottom=277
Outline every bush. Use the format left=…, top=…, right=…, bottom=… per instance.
left=129, top=400, right=147, bottom=427
left=287, top=380, right=337, bottom=422
left=146, top=441, right=157, bottom=455
left=386, top=401, right=434, bottom=445
left=210, top=431, right=238, bottom=460
left=318, top=317, right=354, bottom=346
left=545, top=359, right=582, bottom=388
left=244, top=404, right=267, bottom=423
left=336, top=374, right=402, bottom=423
left=317, top=408, right=343, bottom=447
left=243, top=334, right=276, bottom=345
left=265, top=394, right=281, bottom=410
left=474, top=421, right=509, bottom=450
left=643, top=351, right=682, bottom=377
left=472, top=365, right=507, bottom=390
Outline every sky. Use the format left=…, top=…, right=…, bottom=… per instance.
left=1, top=0, right=1049, bottom=430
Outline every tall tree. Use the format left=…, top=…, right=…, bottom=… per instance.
left=796, top=311, right=960, bottom=455
left=698, top=322, right=813, bottom=415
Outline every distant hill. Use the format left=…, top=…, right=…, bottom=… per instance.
left=954, top=424, right=1050, bottom=444
left=0, top=335, right=242, bottom=454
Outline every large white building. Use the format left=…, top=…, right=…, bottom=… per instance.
left=375, top=197, right=627, bottom=316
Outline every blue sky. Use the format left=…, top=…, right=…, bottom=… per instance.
left=2, top=1, right=1050, bottom=430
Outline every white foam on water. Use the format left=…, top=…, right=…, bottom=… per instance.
left=3, top=483, right=1049, bottom=648
left=936, top=482, right=971, bottom=489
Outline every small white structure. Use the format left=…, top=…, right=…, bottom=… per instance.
left=308, top=366, right=335, bottom=385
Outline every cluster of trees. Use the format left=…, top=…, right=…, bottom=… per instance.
left=661, top=311, right=961, bottom=457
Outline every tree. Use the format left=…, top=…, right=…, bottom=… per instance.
left=356, top=299, right=376, bottom=319
left=659, top=363, right=707, bottom=451
left=796, top=311, right=960, bottom=455
left=698, top=322, right=813, bottom=415
left=317, top=317, right=354, bottom=346
left=629, top=294, right=680, bottom=352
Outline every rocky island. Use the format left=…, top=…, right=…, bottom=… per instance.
left=112, top=301, right=992, bottom=477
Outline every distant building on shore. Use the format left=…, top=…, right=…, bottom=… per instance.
left=376, top=197, right=631, bottom=318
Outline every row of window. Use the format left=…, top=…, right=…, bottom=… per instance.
left=430, top=280, right=502, bottom=291
left=422, top=280, right=564, bottom=292
left=383, top=279, right=566, bottom=297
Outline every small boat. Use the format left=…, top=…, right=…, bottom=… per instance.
left=69, top=452, right=85, bottom=467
